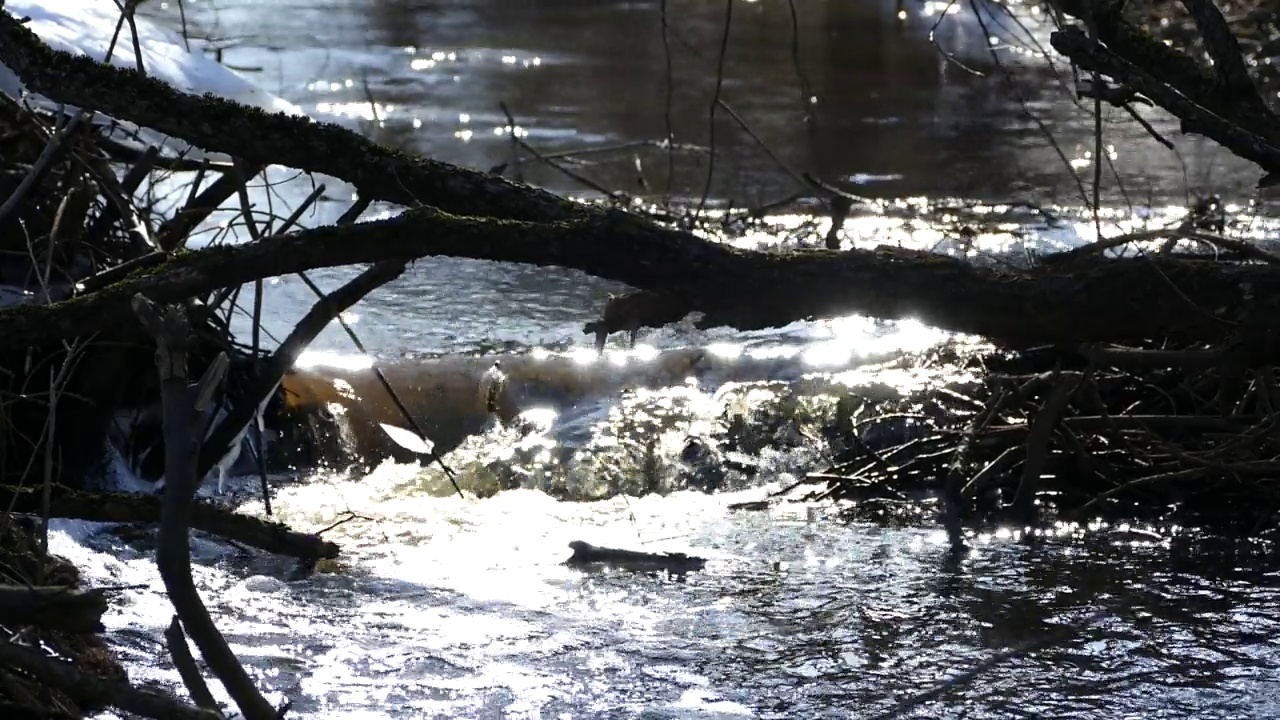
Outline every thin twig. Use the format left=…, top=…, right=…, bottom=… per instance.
left=694, top=0, right=734, bottom=222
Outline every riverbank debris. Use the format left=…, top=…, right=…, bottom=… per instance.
left=565, top=540, right=707, bottom=574
left=800, top=339, right=1280, bottom=548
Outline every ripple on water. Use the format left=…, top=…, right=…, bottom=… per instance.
left=49, top=469, right=1280, bottom=720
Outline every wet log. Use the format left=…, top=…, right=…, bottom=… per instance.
left=0, top=584, right=108, bottom=634
left=565, top=540, right=707, bottom=574
left=4, top=7, right=1280, bottom=356
left=0, top=642, right=220, bottom=720
left=0, top=484, right=338, bottom=560
left=3, top=209, right=1280, bottom=354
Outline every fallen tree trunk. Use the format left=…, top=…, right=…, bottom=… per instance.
left=2, top=9, right=1276, bottom=356
left=0, top=484, right=338, bottom=559
left=0, top=208, right=1276, bottom=351
left=0, top=584, right=108, bottom=634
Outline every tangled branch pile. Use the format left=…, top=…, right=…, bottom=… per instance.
left=794, top=0, right=1280, bottom=546
left=806, top=341, right=1280, bottom=537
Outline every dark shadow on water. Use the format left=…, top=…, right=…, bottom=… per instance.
left=149, top=0, right=1262, bottom=207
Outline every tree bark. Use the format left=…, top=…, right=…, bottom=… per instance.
left=0, top=642, right=221, bottom=720
left=1, top=208, right=1278, bottom=351
left=0, top=484, right=339, bottom=559
left=3, top=9, right=1277, bottom=356
left=0, top=584, right=108, bottom=634
left=132, top=296, right=277, bottom=720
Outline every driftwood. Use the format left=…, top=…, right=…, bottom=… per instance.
left=4, top=209, right=1280, bottom=353
left=565, top=540, right=707, bottom=574
left=0, top=485, right=338, bottom=560
left=133, top=296, right=278, bottom=720
left=0, top=642, right=220, bottom=720
left=0, top=584, right=108, bottom=634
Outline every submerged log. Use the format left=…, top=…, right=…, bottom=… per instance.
left=0, top=584, right=108, bottom=634
left=0, top=484, right=338, bottom=560
left=565, top=540, right=707, bottom=574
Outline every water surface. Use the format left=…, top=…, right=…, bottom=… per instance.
left=43, top=2, right=1280, bottom=718
left=147, top=0, right=1262, bottom=206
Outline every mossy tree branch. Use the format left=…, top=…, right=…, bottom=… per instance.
left=0, top=206, right=1278, bottom=352
left=0, top=11, right=578, bottom=220
left=3, top=4, right=1280, bottom=357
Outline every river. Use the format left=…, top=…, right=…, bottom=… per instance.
left=40, top=0, right=1280, bottom=718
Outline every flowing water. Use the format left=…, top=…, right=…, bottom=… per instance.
left=26, top=0, right=1280, bottom=717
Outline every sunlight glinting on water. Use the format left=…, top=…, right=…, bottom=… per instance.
left=296, top=349, right=375, bottom=371
left=12, top=1, right=1280, bottom=717
left=727, top=204, right=1244, bottom=259
left=799, top=316, right=954, bottom=367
